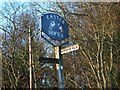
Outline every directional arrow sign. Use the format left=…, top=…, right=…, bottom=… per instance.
left=61, top=44, right=79, bottom=54
left=39, top=57, right=59, bottom=64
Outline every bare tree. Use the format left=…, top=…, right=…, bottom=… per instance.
left=40, top=2, right=120, bottom=89
left=1, top=2, right=46, bottom=88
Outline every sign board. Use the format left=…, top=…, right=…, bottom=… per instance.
left=39, top=57, right=59, bottom=64
left=61, top=44, right=79, bottom=54
left=41, top=13, right=69, bottom=41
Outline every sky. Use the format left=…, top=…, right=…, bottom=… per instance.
left=0, top=1, right=4, bottom=11
left=0, top=0, right=119, bottom=11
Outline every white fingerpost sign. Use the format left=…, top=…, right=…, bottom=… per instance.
left=61, top=44, right=79, bottom=54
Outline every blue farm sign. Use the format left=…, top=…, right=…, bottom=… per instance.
left=41, top=13, right=69, bottom=41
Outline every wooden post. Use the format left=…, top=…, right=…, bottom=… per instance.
left=55, top=46, right=64, bottom=88
left=0, top=47, right=2, bottom=89
left=29, top=29, right=32, bottom=90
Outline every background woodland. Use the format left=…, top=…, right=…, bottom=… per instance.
left=0, top=2, right=120, bottom=89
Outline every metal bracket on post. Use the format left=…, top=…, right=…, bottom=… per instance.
left=55, top=46, right=64, bottom=89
